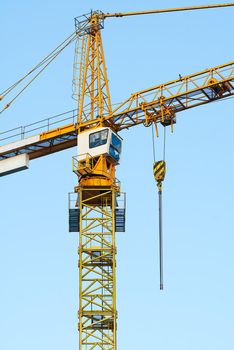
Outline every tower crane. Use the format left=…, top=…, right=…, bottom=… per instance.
left=1, top=3, right=234, bottom=350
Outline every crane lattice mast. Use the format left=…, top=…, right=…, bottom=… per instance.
left=1, top=4, right=234, bottom=350
left=72, top=12, right=119, bottom=350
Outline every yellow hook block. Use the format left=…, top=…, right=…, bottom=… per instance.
left=153, top=160, right=166, bottom=184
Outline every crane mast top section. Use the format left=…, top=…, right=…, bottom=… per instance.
left=73, top=11, right=112, bottom=124
left=71, top=2, right=234, bottom=128
left=74, top=11, right=105, bottom=37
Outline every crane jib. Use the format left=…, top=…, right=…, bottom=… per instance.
left=103, top=3, right=234, bottom=18
left=0, top=61, right=234, bottom=173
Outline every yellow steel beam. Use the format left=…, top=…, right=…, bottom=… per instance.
left=103, top=3, right=234, bottom=18
left=40, top=123, right=76, bottom=141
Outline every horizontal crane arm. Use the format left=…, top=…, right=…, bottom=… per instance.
left=1, top=60, right=234, bottom=175
left=103, top=3, right=234, bottom=18
left=101, top=61, right=234, bottom=130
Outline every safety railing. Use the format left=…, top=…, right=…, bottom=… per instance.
left=0, top=109, right=78, bottom=145
left=68, top=191, right=79, bottom=210
left=72, top=153, right=94, bottom=176
left=115, top=191, right=126, bottom=233
left=68, top=192, right=80, bottom=232
left=72, top=153, right=121, bottom=188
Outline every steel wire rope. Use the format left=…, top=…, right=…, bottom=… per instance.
left=0, top=32, right=78, bottom=114
left=151, top=123, right=167, bottom=163
left=163, top=126, right=166, bottom=161
left=0, top=31, right=77, bottom=98
left=151, top=123, right=156, bottom=162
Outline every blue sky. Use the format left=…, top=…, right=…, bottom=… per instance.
left=1, top=1, right=234, bottom=349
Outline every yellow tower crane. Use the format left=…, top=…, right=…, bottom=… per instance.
left=1, top=3, right=234, bottom=350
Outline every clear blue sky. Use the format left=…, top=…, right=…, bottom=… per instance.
left=1, top=1, right=234, bottom=349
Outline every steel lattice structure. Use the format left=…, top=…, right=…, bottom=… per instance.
left=1, top=3, right=234, bottom=350
left=77, top=186, right=117, bottom=349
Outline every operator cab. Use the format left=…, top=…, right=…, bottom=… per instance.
left=78, top=127, right=122, bottom=163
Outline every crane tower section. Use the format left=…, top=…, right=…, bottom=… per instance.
left=73, top=13, right=124, bottom=346
left=71, top=127, right=125, bottom=349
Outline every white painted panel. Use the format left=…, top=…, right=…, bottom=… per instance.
left=78, top=127, right=110, bottom=161
left=0, top=154, right=29, bottom=177
left=0, top=135, right=40, bottom=154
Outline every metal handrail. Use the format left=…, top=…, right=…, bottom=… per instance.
left=72, top=153, right=122, bottom=187
left=0, top=109, right=78, bottom=144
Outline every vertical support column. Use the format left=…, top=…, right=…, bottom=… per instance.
left=73, top=14, right=113, bottom=124
left=78, top=185, right=117, bottom=349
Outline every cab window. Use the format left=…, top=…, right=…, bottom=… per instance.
left=111, top=134, right=121, bottom=153
left=89, top=129, right=109, bottom=148
left=109, top=133, right=122, bottom=161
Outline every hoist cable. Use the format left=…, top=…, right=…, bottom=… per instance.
left=158, top=188, right=164, bottom=290
left=163, top=126, right=166, bottom=161
left=151, top=123, right=156, bottom=162
left=160, top=127, right=166, bottom=290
